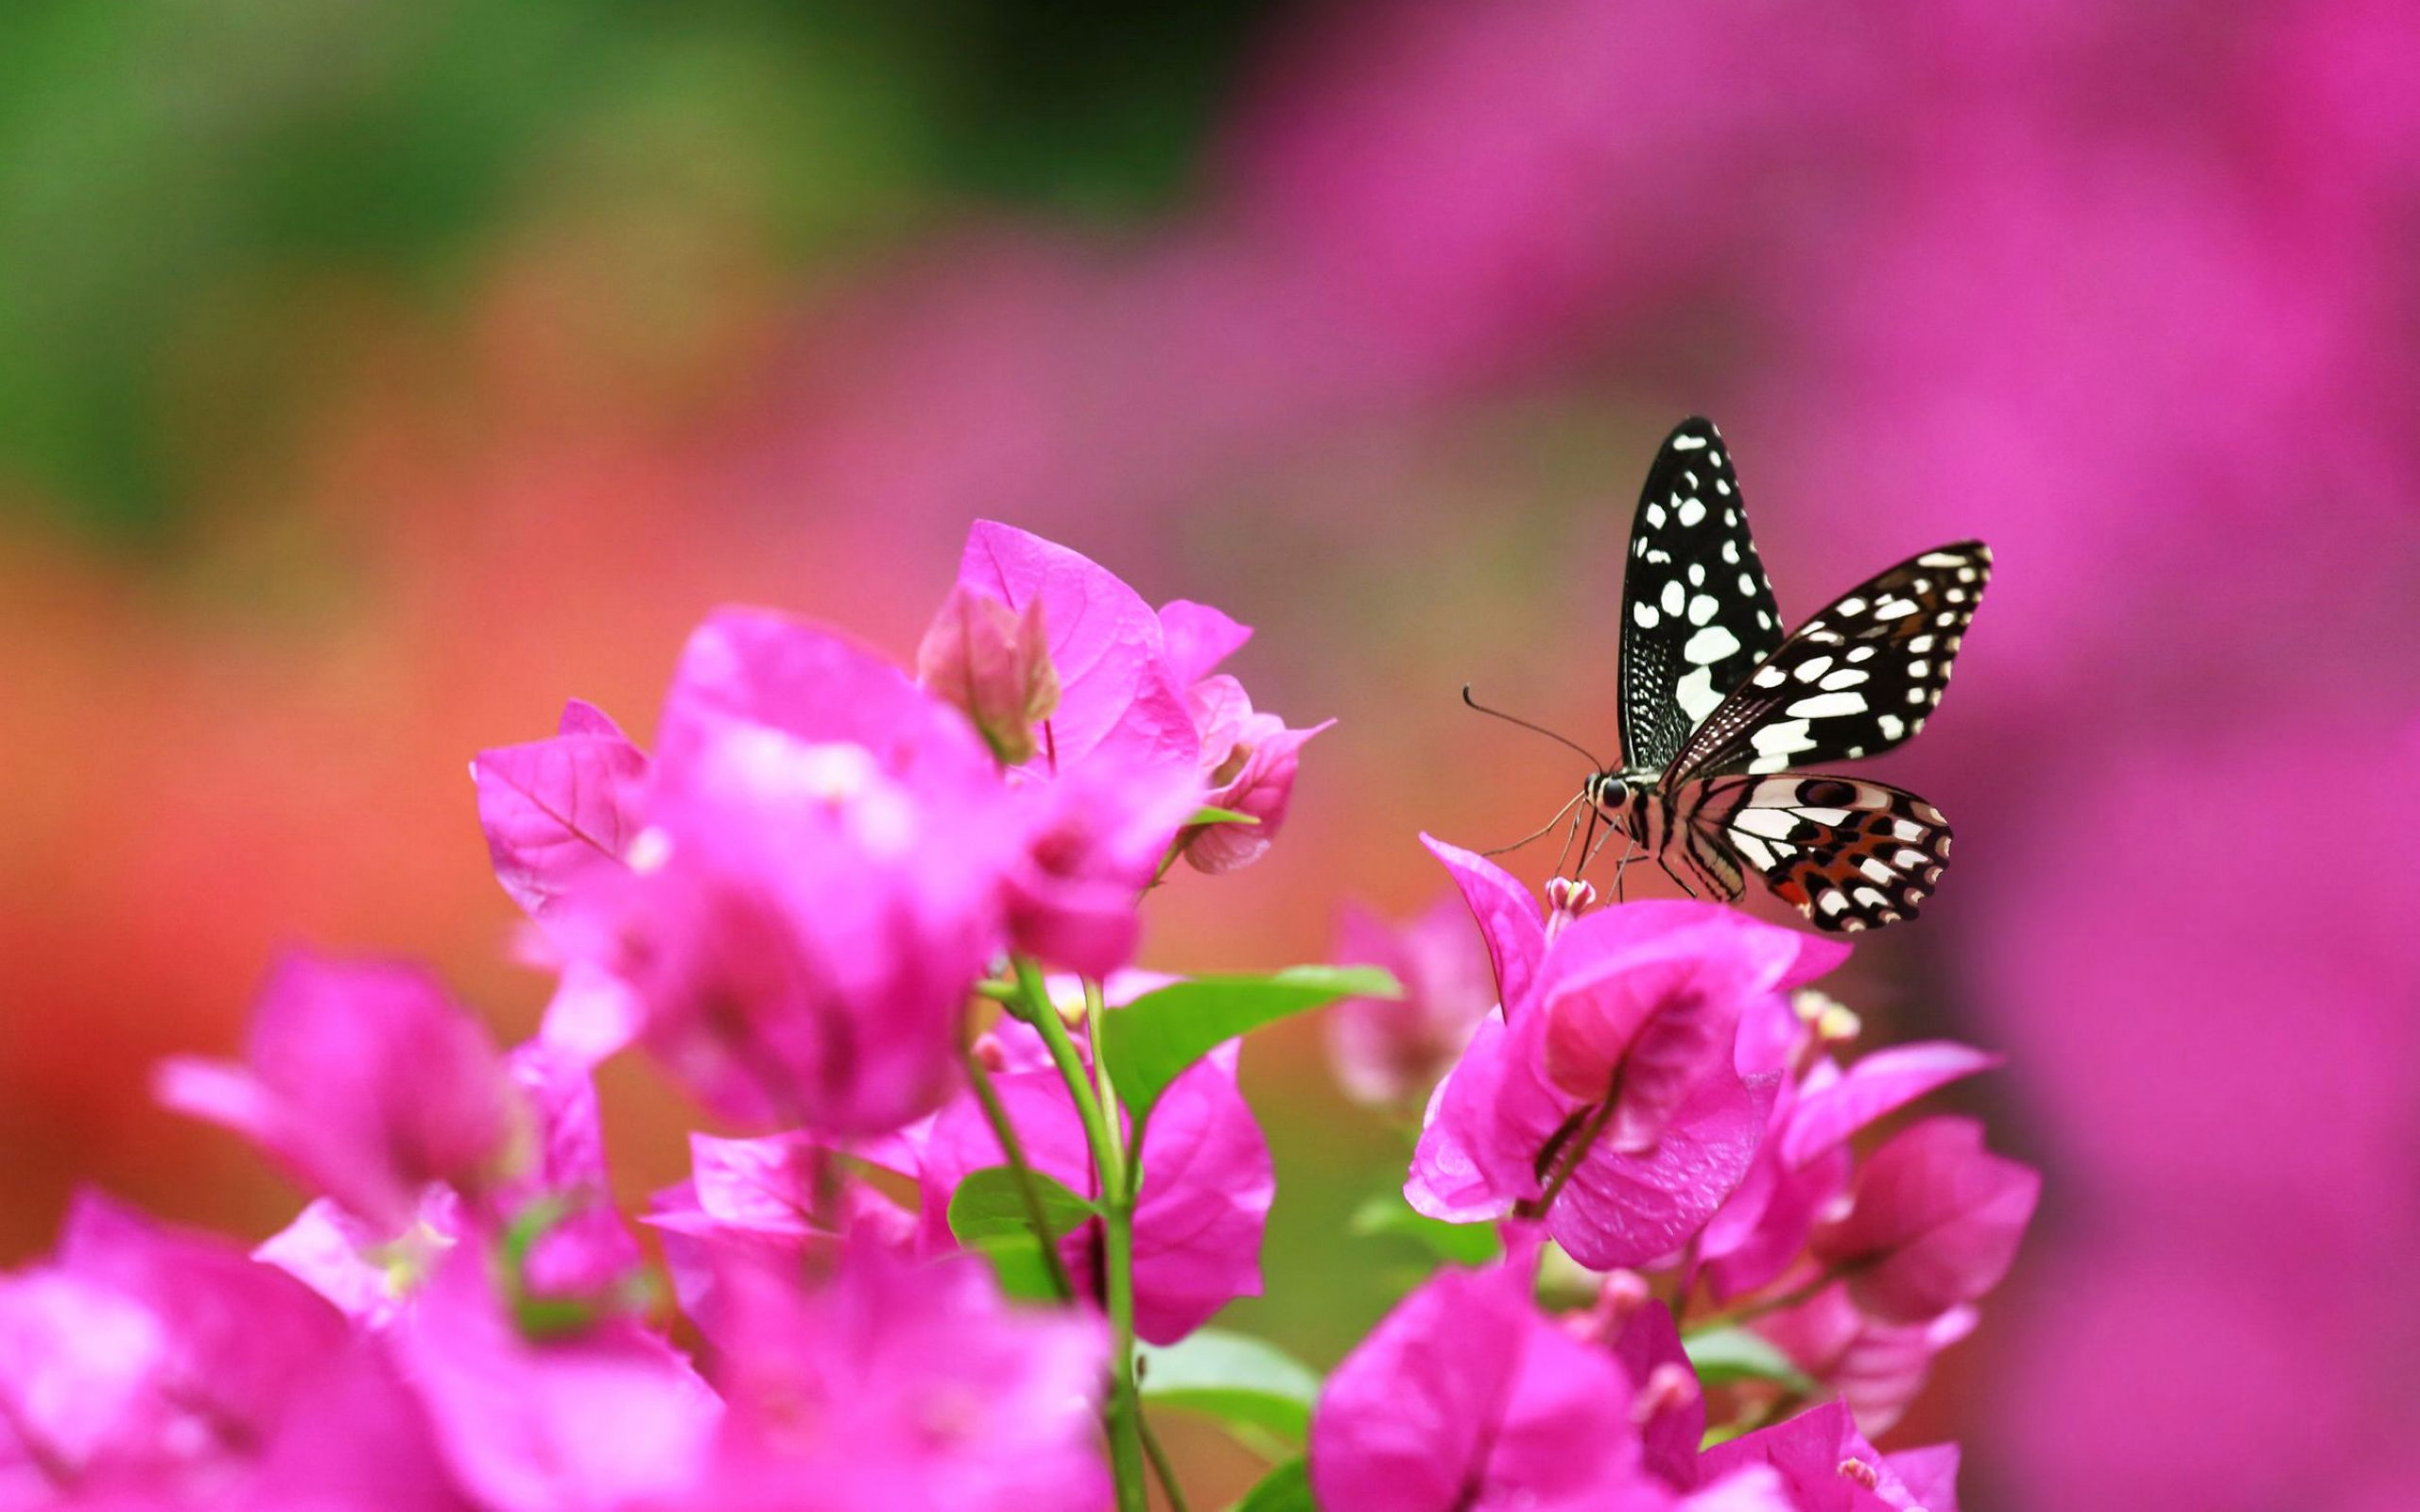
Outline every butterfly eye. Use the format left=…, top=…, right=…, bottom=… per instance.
left=1590, top=774, right=1629, bottom=808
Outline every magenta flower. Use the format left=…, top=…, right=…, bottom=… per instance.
left=1699, top=1039, right=2001, bottom=1302
left=1751, top=1282, right=1979, bottom=1436
left=916, top=583, right=1061, bottom=765
left=1407, top=838, right=1843, bottom=1270
left=155, top=954, right=526, bottom=1236
left=1310, top=1262, right=1782, bottom=1511
left=1697, top=1401, right=1961, bottom=1512
left=1327, top=892, right=1500, bottom=1107
left=389, top=1248, right=718, bottom=1512
left=1180, top=669, right=1334, bottom=875
left=251, top=1043, right=643, bottom=1328
left=648, top=1129, right=924, bottom=1344
left=1810, top=1116, right=2040, bottom=1325
left=569, top=609, right=1019, bottom=1133
left=919, top=1027, right=1272, bottom=1345
left=1000, top=760, right=1201, bottom=977
left=954, top=521, right=1329, bottom=877
left=0, top=1193, right=348, bottom=1504
left=685, top=1242, right=1109, bottom=1512
left=473, top=697, right=652, bottom=928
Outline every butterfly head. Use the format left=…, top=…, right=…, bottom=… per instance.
left=1583, top=767, right=1656, bottom=843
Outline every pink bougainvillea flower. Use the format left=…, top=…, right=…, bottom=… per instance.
left=0, top=1193, right=350, bottom=1504
left=154, top=954, right=527, bottom=1236
left=1811, top=1116, right=2040, bottom=1325
left=567, top=610, right=1021, bottom=1134
left=956, top=521, right=1200, bottom=784
left=1752, top=1282, right=1979, bottom=1437
left=1565, top=1274, right=1703, bottom=1491
left=473, top=698, right=652, bottom=927
left=389, top=1247, right=718, bottom=1512
left=251, top=1042, right=641, bottom=1327
left=1326, top=892, right=1501, bottom=1107
left=916, top=583, right=1060, bottom=765
left=687, top=1241, right=1109, bottom=1512
left=919, top=1025, right=1272, bottom=1345
left=954, top=520, right=1328, bottom=877
left=1700, top=1039, right=2000, bottom=1302
left=1311, top=1262, right=1782, bottom=1512
left=647, top=1128, right=923, bottom=1345
left=1407, top=840, right=1843, bottom=1269
left=1697, top=1401, right=1961, bottom=1512
left=1000, top=760, right=1201, bottom=977
left=1178, top=671, right=1334, bottom=875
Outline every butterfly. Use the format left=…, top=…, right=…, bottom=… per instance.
left=1480, top=417, right=1989, bottom=933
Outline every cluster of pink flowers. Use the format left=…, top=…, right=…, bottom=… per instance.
left=1322, top=845, right=2038, bottom=1509
left=4, top=523, right=2032, bottom=1512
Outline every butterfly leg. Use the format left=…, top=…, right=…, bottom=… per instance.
left=1547, top=799, right=1588, bottom=880
left=1655, top=852, right=1701, bottom=900
left=1610, top=839, right=1642, bottom=902
left=1574, top=815, right=1621, bottom=881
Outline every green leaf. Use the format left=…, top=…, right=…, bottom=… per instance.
left=1137, top=1328, right=1322, bottom=1442
left=966, top=1235, right=1063, bottom=1304
left=1187, top=804, right=1263, bottom=827
left=1229, top=1456, right=1317, bottom=1512
left=945, top=1166, right=1096, bottom=1246
left=1683, top=1326, right=1816, bottom=1392
left=1348, top=1193, right=1502, bottom=1266
left=1104, top=966, right=1400, bottom=1124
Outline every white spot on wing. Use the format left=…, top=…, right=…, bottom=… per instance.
left=1670, top=434, right=1708, bottom=451
left=1684, top=625, right=1741, bottom=666
left=1662, top=580, right=1686, bottom=615
left=1634, top=602, right=1661, bottom=629
left=1820, top=668, right=1870, bottom=690
left=1735, top=808, right=1799, bottom=840
left=1751, top=719, right=1816, bottom=758
left=1687, top=593, right=1719, bottom=627
left=1674, top=666, right=1722, bottom=723
left=1786, top=691, right=1867, bottom=719
left=1678, top=498, right=1708, bottom=527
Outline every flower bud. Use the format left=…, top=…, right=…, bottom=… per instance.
left=915, top=585, right=1059, bottom=765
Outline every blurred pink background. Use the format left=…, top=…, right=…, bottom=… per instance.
left=4, top=4, right=2416, bottom=1507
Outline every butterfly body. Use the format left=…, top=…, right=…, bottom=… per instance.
left=1572, top=418, right=1989, bottom=934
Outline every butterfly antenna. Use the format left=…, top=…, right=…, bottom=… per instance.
left=1478, top=790, right=1584, bottom=858
left=1460, top=686, right=1606, bottom=770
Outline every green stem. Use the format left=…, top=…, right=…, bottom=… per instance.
left=1013, top=957, right=1149, bottom=1512
left=960, top=1044, right=1074, bottom=1303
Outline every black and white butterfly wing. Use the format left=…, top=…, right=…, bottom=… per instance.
left=1677, top=774, right=1954, bottom=934
left=1616, top=418, right=1785, bottom=772
left=1661, top=541, right=1991, bottom=785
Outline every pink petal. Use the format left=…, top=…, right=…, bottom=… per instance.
left=959, top=521, right=1198, bottom=779
left=1419, top=833, right=1546, bottom=1012
left=1545, top=1070, right=1778, bottom=1272
left=1813, top=1117, right=2041, bottom=1325
left=1779, top=1042, right=2001, bottom=1170
left=473, top=723, right=649, bottom=922
left=1157, top=598, right=1253, bottom=685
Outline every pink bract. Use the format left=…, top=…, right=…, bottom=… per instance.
left=1311, top=1263, right=1785, bottom=1511
left=1407, top=847, right=1843, bottom=1270
left=687, top=1242, right=1109, bottom=1512
left=1812, top=1116, right=2040, bottom=1325
left=154, top=954, right=525, bottom=1236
